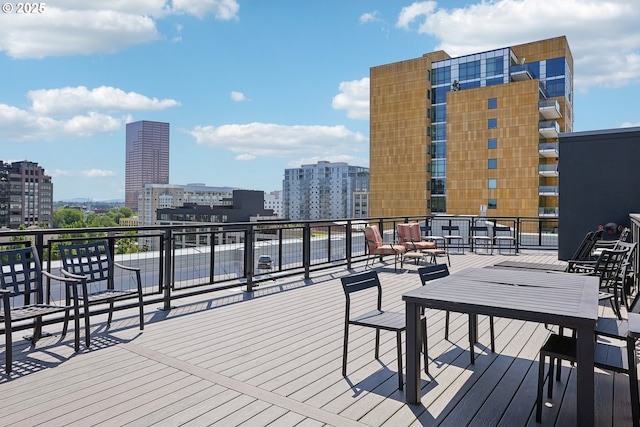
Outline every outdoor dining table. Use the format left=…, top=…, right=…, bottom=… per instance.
left=403, top=267, right=599, bottom=426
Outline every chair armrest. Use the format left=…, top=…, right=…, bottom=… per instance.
left=113, top=262, right=144, bottom=294
left=43, top=269, right=82, bottom=284
left=628, top=313, right=640, bottom=339
left=113, top=262, right=141, bottom=273
left=59, top=268, right=87, bottom=280
left=43, top=270, right=86, bottom=305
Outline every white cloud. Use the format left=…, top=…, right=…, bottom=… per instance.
left=80, top=169, right=117, bottom=177
left=230, top=91, right=247, bottom=102
left=236, top=154, right=256, bottom=161
left=29, top=86, right=180, bottom=116
left=395, top=0, right=640, bottom=90
left=0, top=86, right=179, bottom=141
left=172, top=0, right=240, bottom=20
left=359, top=11, right=381, bottom=24
left=332, top=78, right=370, bottom=120
left=0, top=0, right=240, bottom=58
left=189, top=122, right=368, bottom=160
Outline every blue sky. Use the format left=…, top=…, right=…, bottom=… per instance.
left=1, top=0, right=639, bottom=201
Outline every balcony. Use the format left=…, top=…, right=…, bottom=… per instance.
left=539, top=185, right=559, bottom=196
left=538, top=163, right=559, bottom=177
left=539, top=142, right=559, bottom=158
left=539, top=120, right=560, bottom=139
left=510, top=64, right=534, bottom=81
left=539, top=99, right=561, bottom=120
left=539, top=206, right=559, bottom=217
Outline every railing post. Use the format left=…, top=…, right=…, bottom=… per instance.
left=161, top=228, right=173, bottom=311
left=327, top=225, right=332, bottom=263
left=244, top=225, right=255, bottom=292
left=346, top=220, right=353, bottom=269
left=303, top=223, right=311, bottom=279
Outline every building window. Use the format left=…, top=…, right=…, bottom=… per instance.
left=488, top=179, right=497, bottom=189
left=488, top=159, right=497, bottom=169
left=459, top=60, right=480, bottom=81
left=488, top=98, right=497, bottom=109
left=488, top=118, right=497, bottom=129
left=488, top=199, right=497, bottom=209
left=488, top=138, right=497, bottom=149
left=486, top=57, right=503, bottom=76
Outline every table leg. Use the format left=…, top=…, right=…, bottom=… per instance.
left=406, top=301, right=421, bottom=403
left=575, top=323, right=595, bottom=427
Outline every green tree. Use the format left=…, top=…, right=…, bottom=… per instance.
left=53, top=208, right=85, bottom=228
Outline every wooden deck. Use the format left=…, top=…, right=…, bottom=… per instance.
left=1, top=251, right=638, bottom=426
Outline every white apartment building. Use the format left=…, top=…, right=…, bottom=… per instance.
left=283, top=161, right=369, bottom=221
left=264, top=190, right=284, bottom=218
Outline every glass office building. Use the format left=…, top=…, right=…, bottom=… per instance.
left=125, top=120, right=170, bottom=212
left=369, top=36, right=573, bottom=220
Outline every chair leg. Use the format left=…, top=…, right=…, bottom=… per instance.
left=397, top=331, right=403, bottom=390
left=422, top=317, right=429, bottom=375
left=445, top=311, right=450, bottom=340
left=342, top=323, right=349, bottom=377
left=548, top=356, right=556, bottom=399
left=489, top=316, right=495, bottom=352
left=107, top=300, right=115, bottom=326
left=627, top=336, right=640, bottom=427
left=4, top=317, right=12, bottom=374
left=375, top=329, right=380, bottom=359
left=138, top=293, right=145, bottom=331
left=536, top=352, right=546, bottom=422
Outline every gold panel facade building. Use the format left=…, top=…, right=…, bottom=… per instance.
left=370, top=36, right=572, bottom=220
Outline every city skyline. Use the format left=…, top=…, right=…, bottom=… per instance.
left=1, top=0, right=639, bottom=201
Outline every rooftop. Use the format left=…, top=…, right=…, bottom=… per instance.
left=1, top=251, right=636, bottom=426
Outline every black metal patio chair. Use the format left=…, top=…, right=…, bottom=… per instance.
left=0, top=246, right=86, bottom=374
left=340, top=270, right=426, bottom=390
left=59, top=241, right=144, bottom=345
left=536, top=313, right=640, bottom=426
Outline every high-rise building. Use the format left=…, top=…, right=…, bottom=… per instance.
left=125, top=120, right=170, bottom=212
left=264, top=190, right=284, bottom=218
left=283, top=161, right=369, bottom=220
left=0, top=160, right=53, bottom=228
left=369, top=36, right=572, bottom=222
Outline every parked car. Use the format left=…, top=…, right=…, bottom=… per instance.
left=258, top=255, right=273, bottom=270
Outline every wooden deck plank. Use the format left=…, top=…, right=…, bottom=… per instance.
left=0, top=251, right=636, bottom=427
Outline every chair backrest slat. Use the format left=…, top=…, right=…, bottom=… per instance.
left=418, top=264, right=449, bottom=284
left=59, top=241, right=113, bottom=285
left=0, top=247, right=43, bottom=304
left=595, top=249, right=627, bottom=287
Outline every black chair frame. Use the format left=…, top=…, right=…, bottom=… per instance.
left=0, top=246, right=86, bottom=374
left=340, top=270, right=426, bottom=390
left=59, top=241, right=144, bottom=345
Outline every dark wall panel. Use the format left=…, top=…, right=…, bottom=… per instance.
left=558, top=127, right=640, bottom=259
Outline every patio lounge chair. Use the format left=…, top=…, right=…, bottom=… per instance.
left=364, top=225, right=406, bottom=271
left=396, top=223, right=435, bottom=252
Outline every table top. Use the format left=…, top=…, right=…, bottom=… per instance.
left=403, top=267, right=599, bottom=326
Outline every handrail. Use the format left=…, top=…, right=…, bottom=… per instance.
left=0, top=214, right=563, bottom=334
